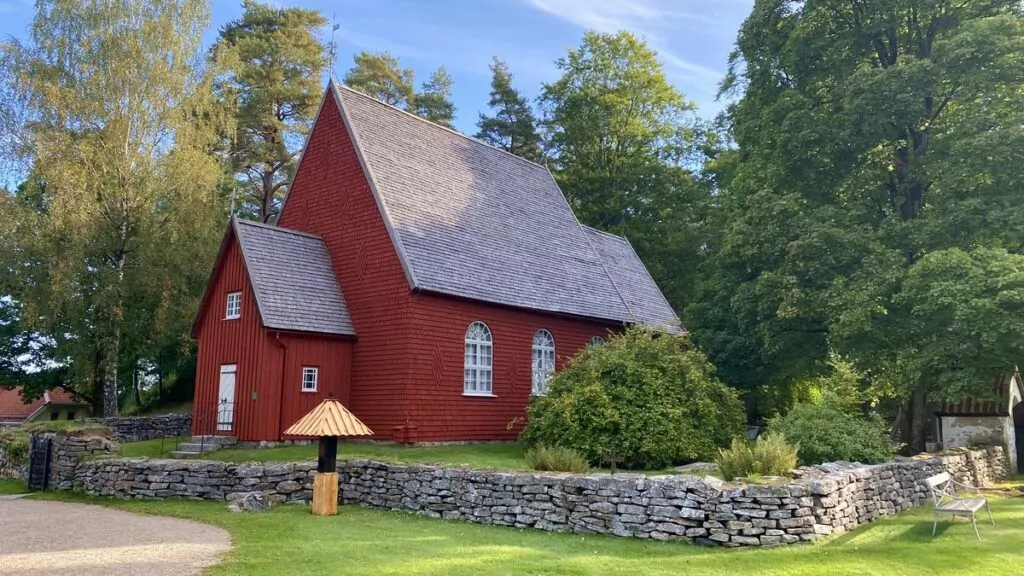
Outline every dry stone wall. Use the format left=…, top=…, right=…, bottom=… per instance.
left=69, top=446, right=1008, bottom=548
left=85, top=414, right=191, bottom=443
left=0, top=437, right=27, bottom=481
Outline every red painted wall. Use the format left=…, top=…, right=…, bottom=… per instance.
left=193, top=230, right=354, bottom=441
left=404, top=292, right=619, bottom=442
left=277, top=92, right=414, bottom=441
left=193, top=234, right=277, bottom=440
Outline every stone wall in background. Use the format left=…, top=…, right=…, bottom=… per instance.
left=69, top=446, right=1008, bottom=548
left=85, top=414, right=192, bottom=443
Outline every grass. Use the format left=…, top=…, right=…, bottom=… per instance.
left=117, top=440, right=701, bottom=475
left=0, top=479, right=26, bottom=494
left=40, top=491, right=1024, bottom=575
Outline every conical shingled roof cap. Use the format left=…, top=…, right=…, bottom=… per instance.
left=283, top=399, right=374, bottom=437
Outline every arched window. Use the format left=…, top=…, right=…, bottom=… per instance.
left=589, top=336, right=605, bottom=347
left=464, top=322, right=493, bottom=395
left=532, top=329, right=556, bottom=395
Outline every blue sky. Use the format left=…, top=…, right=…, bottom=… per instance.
left=0, top=0, right=752, bottom=134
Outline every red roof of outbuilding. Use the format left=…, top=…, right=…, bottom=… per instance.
left=0, top=387, right=87, bottom=422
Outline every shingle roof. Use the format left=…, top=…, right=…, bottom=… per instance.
left=581, top=226, right=682, bottom=332
left=234, top=219, right=355, bottom=336
left=332, top=82, right=679, bottom=328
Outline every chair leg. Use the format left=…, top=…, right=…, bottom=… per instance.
left=971, top=514, right=981, bottom=540
left=986, top=501, right=995, bottom=525
left=932, top=514, right=939, bottom=536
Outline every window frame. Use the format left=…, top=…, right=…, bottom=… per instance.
left=301, top=366, right=319, bottom=393
left=531, top=329, right=556, bottom=395
left=589, top=335, right=605, bottom=347
left=225, top=291, right=242, bottom=320
left=463, top=321, right=494, bottom=396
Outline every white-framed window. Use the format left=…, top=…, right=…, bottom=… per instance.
left=301, top=367, right=319, bottom=392
left=532, top=329, right=556, bottom=395
left=225, top=292, right=241, bottom=319
left=463, top=321, right=493, bottom=395
left=589, top=335, right=605, bottom=347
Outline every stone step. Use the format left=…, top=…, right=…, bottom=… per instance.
left=176, top=442, right=222, bottom=453
left=191, top=435, right=238, bottom=446
left=168, top=450, right=201, bottom=459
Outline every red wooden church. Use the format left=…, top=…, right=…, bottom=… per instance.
left=191, top=82, right=680, bottom=443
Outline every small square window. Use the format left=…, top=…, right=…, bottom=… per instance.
left=67, top=411, right=76, bottom=420
left=50, top=412, right=59, bottom=421
left=225, top=292, right=241, bottom=319
left=302, top=367, right=318, bottom=392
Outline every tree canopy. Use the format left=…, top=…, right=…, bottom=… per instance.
left=688, top=0, right=1024, bottom=449
left=212, top=0, right=328, bottom=223
left=475, top=58, right=541, bottom=161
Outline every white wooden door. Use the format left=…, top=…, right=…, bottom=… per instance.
left=217, top=364, right=236, bottom=432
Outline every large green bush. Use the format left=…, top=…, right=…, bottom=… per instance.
left=519, top=327, right=745, bottom=470
left=769, top=396, right=899, bottom=465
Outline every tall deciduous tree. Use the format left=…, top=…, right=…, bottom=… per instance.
left=212, top=0, right=328, bottom=223
left=414, top=66, right=456, bottom=128
left=0, top=0, right=225, bottom=416
left=343, top=50, right=415, bottom=108
left=475, top=58, right=541, bottom=161
left=697, top=0, right=1024, bottom=449
left=540, top=31, right=709, bottom=310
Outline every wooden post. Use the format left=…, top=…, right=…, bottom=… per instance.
left=318, top=436, right=338, bottom=473
left=312, top=472, right=338, bottom=516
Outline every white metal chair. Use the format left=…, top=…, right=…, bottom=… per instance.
left=924, top=472, right=994, bottom=540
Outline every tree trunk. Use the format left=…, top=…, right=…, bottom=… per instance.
left=91, top=347, right=105, bottom=416
left=907, top=387, right=929, bottom=454
left=101, top=253, right=126, bottom=418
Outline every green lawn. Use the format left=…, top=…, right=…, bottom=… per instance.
left=117, top=440, right=695, bottom=475
left=42, top=491, right=1024, bottom=575
left=0, top=479, right=26, bottom=494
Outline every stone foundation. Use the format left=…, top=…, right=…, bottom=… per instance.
left=0, top=436, right=28, bottom=481
left=69, top=446, right=1008, bottom=547
left=84, top=414, right=191, bottom=443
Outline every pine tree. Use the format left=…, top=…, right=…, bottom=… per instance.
left=414, top=67, right=456, bottom=128
left=475, top=58, right=541, bottom=161
left=343, top=50, right=415, bottom=108
left=212, top=0, right=328, bottom=223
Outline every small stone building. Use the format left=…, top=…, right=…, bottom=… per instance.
left=936, top=372, right=1023, bottom=474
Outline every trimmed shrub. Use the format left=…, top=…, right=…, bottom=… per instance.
left=769, top=397, right=899, bottom=465
left=524, top=445, right=590, bottom=473
left=520, top=327, right=745, bottom=470
left=715, top=432, right=798, bottom=479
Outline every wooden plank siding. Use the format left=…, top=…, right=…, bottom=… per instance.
left=193, top=236, right=279, bottom=440
left=405, top=292, right=619, bottom=442
left=277, top=93, right=414, bottom=442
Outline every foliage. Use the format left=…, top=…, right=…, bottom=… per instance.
left=413, top=67, right=456, bottom=128
left=0, top=428, right=29, bottom=464
left=343, top=50, right=415, bottom=107
left=343, top=51, right=456, bottom=128
left=690, top=0, right=1024, bottom=449
left=523, top=445, right=590, bottom=473
left=211, top=0, right=328, bottom=222
left=540, top=30, right=712, bottom=310
left=0, top=0, right=225, bottom=416
left=715, top=433, right=798, bottom=480
left=475, top=58, right=541, bottom=161
left=0, top=298, right=67, bottom=400
left=520, top=327, right=745, bottom=470
left=770, top=398, right=899, bottom=466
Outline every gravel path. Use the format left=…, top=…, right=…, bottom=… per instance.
left=0, top=499, right=231, bottom=575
